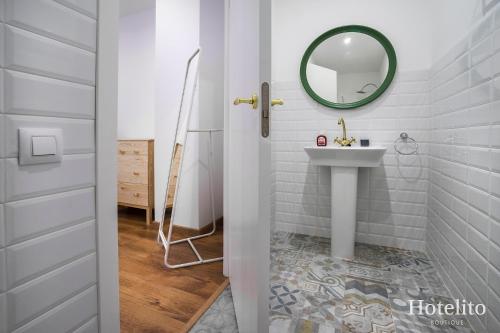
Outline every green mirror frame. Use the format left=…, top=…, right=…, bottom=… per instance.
left=300, top=25, right=397, bottom=109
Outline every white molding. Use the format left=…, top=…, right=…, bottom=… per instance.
left=95, top=0, right=120, bottom=332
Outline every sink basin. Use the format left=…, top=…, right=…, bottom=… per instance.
left=304, top=146, right=386, bottom=167
left=304, top=145, right=386, bottom=259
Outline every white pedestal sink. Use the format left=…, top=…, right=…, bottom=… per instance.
left=304, top=146, right=386, bottom=259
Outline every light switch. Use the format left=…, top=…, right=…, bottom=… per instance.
left=19, top=128, right=63, bottom=165
left=32, top=136, right=57, bottom=156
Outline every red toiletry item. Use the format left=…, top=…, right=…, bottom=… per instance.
left=317, top=132, right=327, bottom=146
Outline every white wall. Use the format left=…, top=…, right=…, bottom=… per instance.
left=426, top=4, right=500, bottom=332
left=431, top=0, right=491, bottom=62
left=155, top=0, right=200, bottom=224
left=0, top=0, right=99, bottom=331
left=155, top=0, right=224, bottom=228
left=120, top=0, right=155, bottom=17
left=272, top=0, right=435, bottom=82
left=271, top=0, right=433, bottom=251
left=118, top=8, right=155, bottom=139
left=198, top=0, right=224, bottom=222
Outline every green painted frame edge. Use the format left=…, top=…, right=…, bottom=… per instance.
left=299, top=25, right=397, bottom=109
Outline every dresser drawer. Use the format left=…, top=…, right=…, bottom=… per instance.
left=118, top=141, right=149, bottom=156
left=118, top=183, right=149, bottom=207
left=118, top=155, right=148, bottom=184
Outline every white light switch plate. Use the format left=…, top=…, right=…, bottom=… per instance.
left=32, top=136, right=58, bottom=156
left=19, top=128, right=63, bottom=165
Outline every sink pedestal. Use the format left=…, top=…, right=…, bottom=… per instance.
left=331, top=167, right=358, bottom=259
left=304, top=146, right=387, bottom=260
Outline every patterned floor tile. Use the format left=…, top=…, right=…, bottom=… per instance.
left=343, top=261, right=392, bottom=284
left=311, top=256, right=347, bottom=274
left=299, top=269, right=345, bottom=299
left=386, top=255, right=434, bottom=275
left=388, top=268, right=428, bottom=290
left=353, top=243, right=433, bottom=275
left=270, top=312, right=341, bottom=333
left=274, top=254, right=312, bottom=272
left=270, top=283, right=304, bottom=316
left=419, top=271, right=450, bottom=297
left=271, top=266, right=306, bottom=288
left=190, top=286, right=238, bottom=333
left=193, top=231, right=469, bottom=333
left=297, top=292, right=343, bottom=328
left=353, top=243, right=414, bottom=267
left=341, top=277, right=395, bottom=333
left=268, top=232, right=465, bottom=333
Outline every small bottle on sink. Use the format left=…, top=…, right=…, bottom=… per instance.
left=316, top=130, right=327, bottom=147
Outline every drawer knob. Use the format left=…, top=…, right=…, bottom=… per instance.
left=133, top=193, right=140, bottom=197
left=119, top=150, right=126, bottom=154
left=133, top=171, right=140, bottom=176
left=120, top=186, right=126, bottom=190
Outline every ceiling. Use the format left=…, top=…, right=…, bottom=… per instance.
left=310, top=32, right=387, bottom=74
left=120, top=0, right=155, bottom=17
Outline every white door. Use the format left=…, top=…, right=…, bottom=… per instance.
left=225, top=0, right=271, bottom=331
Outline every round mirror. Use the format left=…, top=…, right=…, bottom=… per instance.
left=300, top=25, right=397, bottom=109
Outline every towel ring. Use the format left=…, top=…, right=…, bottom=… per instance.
left=394, top=132, right=418, bottom=155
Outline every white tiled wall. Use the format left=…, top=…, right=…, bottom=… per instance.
left=426, top=5, right=500, bottom=332
left=0, top=0, right=99, bottom=332
left=271, top=69, right=431, bottom=251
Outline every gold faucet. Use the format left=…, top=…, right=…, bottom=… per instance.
left=334, top=117, right=356, bottom=147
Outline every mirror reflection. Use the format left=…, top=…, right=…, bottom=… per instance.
left=306, top=32, right=389, bottom=105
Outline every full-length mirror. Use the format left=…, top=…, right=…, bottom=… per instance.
left=300, top=25, right=397, bottom=109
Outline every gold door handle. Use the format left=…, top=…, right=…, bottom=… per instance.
left=271, top=99, right=284, bottom=106
left=233, top=94, right=258, bottom=109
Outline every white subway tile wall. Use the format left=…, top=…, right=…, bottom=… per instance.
left=427, top=5, right=500, bottom=332
left=271, top=70, right=431, bottom=252
left=73, top=317, right=99, bottom=333
left=0, top=1, right=98, bottom=332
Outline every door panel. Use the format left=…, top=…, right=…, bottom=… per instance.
left=226, top=0, right=271, bottom=331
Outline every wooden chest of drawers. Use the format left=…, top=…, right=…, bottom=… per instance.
left=118, top=140, right=154, bottom=225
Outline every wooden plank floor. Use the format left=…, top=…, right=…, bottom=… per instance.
left=118, top=207, right=226, bottom=333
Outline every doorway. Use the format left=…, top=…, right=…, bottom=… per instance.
left=116, top=0, right=227, bottom=332
left=96, top=0, right=274, bottom=331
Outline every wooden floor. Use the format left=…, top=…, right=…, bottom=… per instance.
left=118, top=207, right=226, bottom=333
